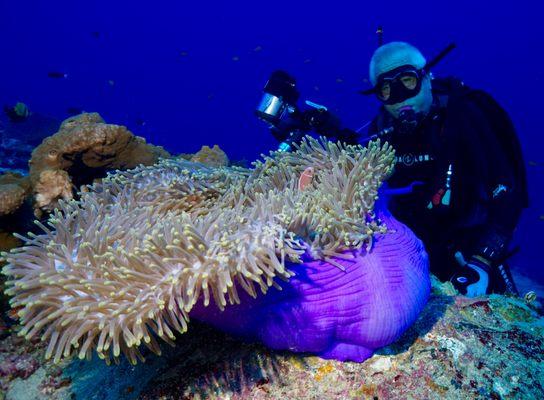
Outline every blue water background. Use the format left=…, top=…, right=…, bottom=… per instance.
left=0, top=1, right=542, bottom=284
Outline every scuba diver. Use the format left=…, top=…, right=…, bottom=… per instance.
left=361, top=41, right=528, bottom=296
left=258, top=41, right=528, bottom=297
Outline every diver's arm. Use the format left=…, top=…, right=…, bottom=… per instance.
left=269, top=108, right=361, bottom=146
left=270, top=127, right=290, bottom=143
left=333, top=127, right=361, bottom=145
left=303, top=109, right=360, bottom=145
left=447, top=94, right=524, bottom=261
left=470, top=114, right=525, bottom=266
left=474, top=191, right=524, bottom=265
left=451, top=178, right=523, bottom=296
left=269, top=112, right=309, bottom=145
left=450, top=98, right=525, bottom=295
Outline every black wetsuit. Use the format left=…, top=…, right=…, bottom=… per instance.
left=268, top=77, right=528, bottom=292
left=367, top=77, right=529, bottom=289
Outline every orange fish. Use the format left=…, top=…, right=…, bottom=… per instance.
left=298, top=167, right=314, bottom=191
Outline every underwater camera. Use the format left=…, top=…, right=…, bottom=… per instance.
left=255, top=70, right=346, bottom=152
left=255, top=70, right=299, bottom=127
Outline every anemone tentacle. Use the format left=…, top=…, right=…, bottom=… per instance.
left=2, top=137, right=395, bottom=364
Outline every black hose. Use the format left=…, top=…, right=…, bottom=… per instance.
left=424, top=43, right=456, bottom=72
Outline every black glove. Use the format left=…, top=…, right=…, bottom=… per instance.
left=302, top=109, right=359, bottom=144
left=270, top=127, right=289, bottom=143
left=334, top=128, right=360, bottom=144
left=474, top=227, right=511, bottom=265
left=303, top=108, right=338, bottom=133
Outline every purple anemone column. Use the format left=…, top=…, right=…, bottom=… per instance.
left=190, top=209, right=430, bottom=363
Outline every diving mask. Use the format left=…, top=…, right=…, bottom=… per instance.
left=375, top=65, right=426, bottom=105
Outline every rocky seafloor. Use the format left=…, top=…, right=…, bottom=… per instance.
left=0, top=277, right=542, bottom=400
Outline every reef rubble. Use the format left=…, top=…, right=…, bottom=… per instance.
left=0, top=277, right=541, bottom=400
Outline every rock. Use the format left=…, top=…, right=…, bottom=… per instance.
left=0, top=173, right=31, bottom=217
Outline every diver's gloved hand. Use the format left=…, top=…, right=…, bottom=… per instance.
left=270, top=127, right=289, bottom=143
left=302, top=109, right=359, bottom=144
left=451, top=252, right=491, bottom=297
left=303, top=108, right=340, bottom=135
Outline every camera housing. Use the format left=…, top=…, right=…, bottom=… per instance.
left=256, top=70, right=356, bottom=152
left=255, top=70, right=300, bottom=128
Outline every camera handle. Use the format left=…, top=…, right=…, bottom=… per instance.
left=275, top=101, right=329, bottom=152
left=360, top=126, right=394, bottom=143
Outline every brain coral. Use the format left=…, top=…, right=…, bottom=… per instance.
left=1, top=137, right=430, bottom=365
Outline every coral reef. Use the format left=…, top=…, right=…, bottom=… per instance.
left=0, top=173, right=31, bottom=217
left=28, top=112, right=169, bottom=215
left=0, top=334, right=72, bottom=399
left=0, top=353, right=39, bottom=380
left=0, top=278, right=541, bottom=399
left=0, top=113, right=171, bottom=328
left=190, top=144, right=229, bottom=167
left=0, top=228, right=25, bottom=335
left=134, top=280, right=544, bottom=399
left=0, top=174, right=31, bottom=325
left=0, top=138, right=431, bottom=367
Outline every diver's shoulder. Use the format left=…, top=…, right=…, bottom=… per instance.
left=431, top=76, right=471, bottom=99
left=432, top=76, right=501, bottom=112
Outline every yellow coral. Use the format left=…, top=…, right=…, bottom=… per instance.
left=190, top=144, right=229, bottom=167
left=1, top=137, right=394, bottom=365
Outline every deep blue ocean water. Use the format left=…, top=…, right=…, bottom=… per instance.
left=0, top=1, right=542, bottom=285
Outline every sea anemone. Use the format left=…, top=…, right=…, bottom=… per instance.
left=2, top=137, right=395, bottom=365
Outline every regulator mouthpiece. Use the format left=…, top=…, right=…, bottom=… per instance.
left=398, top=107, right=418, bottom=134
